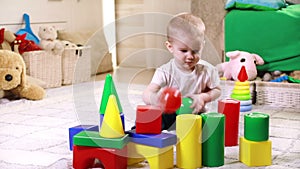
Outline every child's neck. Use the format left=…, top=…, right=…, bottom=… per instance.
left=174, top=60, right=195, bottom=73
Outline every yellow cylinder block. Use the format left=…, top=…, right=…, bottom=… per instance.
left=176, top=114, right=202, bottom=168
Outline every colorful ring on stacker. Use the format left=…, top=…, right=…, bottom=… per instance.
left=240, top=105, right=252, bottom=112
left=231, top=93, right=251, bottom=101
left=234, top=85, right=250, bottom=90
left=232, top=89, right=250, bottom=95
left=240, top=100, right=252, bottom=106
left=235, top=81, right=250, bottom=86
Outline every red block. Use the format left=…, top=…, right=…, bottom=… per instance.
left=73, top=145, right=127, bottom=169
left=136, top=105, right=162, bottom=134
left=218, top=99, right=240, bottom=146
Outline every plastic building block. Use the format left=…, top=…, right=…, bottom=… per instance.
left=126, top=129, right=177, bottom=148
left=73, top=145, right=127, bottom=169
left=244, top=112, right=269, bottom=141
left=100, top=113, right=125, bottom=131
left=73, top=131, right=130, bottom=149
left=99, top=74, right=123, bottom=114
left=127, top=157, right=145, bottom=166
left=218, top=99, right=240, bottom=146
left=176, top=114, right=202, bottom=169
left=238, top=66, right=248, bottom=82
left=159, top=87, right=182, bottom=113
left=68, top=125, right=98, bottom=151
left=127, top=142, right=174, bottom=169
left=100, top=95, right=125, bottom=138
left=176, top=97, right=193, bottom=115
left=239, top=137, right=272, bottom=167
left=201, top=112, right=225, bottom=167
left=135, top=105, right=162, bottom=134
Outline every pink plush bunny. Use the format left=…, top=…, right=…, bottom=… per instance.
left=217, top=50, right=264, bottom=81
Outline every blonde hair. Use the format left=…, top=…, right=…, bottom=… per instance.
left=167, top=13, right=205, bottom=48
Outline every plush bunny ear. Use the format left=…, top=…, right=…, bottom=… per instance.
left=253, top=53, right=264, bottom=65
left=226, top=50, right=241, bottom=59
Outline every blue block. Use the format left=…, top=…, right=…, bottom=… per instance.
left=126, top=129, right=177, bottom=148
left=100, top=113, right=125, bottom=131
left=68, top=125, right=98, bottom=151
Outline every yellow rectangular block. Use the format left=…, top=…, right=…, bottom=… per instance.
left=127, top=142, right=174, bottom=169
left=239, top=137, right=272, bottom=167
left=127, top=157, right=145, bottom=166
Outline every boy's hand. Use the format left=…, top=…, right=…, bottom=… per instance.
left=188, top=94, right=208, bottom=114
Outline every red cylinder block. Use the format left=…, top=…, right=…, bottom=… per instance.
left=218, top=99, right=240, bottom=146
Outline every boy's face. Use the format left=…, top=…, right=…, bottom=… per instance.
left=166, top=38, right=202, bottom=72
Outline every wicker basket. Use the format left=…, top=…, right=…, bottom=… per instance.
left=220, top=80, right=255, bottom=101
left=22, top=50, right=62, bottom=88
left=255, top=81, right=300, bottom=109
left=62, top=46, right=91, bottom=85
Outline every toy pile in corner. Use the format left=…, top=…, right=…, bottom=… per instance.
left=0, top=13, right=79, bottom=55
left=0, top=13, right=85, bottom=101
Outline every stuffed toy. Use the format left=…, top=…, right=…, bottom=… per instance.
left=61, top=40, right=77, bottom=49
left=12, top=33, right=42, bottom=54
left=288, top=70, right=300, bottom=83
left=0, top=28, right=15, bottom=51
left=262, top=70, right=283, bottom=81
left=217, top=50, right=264, bottom=81
left=0, top=50, right=45, bottom=100
left=38, top=26, right=64, bottom=55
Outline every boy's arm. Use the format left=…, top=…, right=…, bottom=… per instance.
left=142, top=83, right=162, bottom=106
left=199, top=85, right=221, bottom=103
left=189, top=86, right=221, bottom=114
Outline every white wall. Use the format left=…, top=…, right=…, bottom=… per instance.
left=0, top=0, right=103, bottom=35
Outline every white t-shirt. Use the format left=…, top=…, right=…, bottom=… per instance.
left=151, top=59, right=220, bottom=97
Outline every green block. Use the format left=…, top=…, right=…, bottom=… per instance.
left=73, top=131, right=129, bottom=149
left=201, top=112, right=225, bottom=167
left=99, top=74, right=123, bottom=114
left=244, top=112, right=269, bottom=141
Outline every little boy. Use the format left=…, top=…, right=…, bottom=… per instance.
left=142, top=13, right=221, bottom=130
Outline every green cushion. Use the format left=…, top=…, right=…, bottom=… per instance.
left=225, top=0, right=287, bottom=11
left=225, top=4, right=300, bottom=72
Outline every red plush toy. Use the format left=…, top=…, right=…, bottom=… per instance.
left=12, top=33, right=41, bottom=54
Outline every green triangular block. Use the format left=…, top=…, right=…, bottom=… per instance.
left=99, top=74, right=123, bottom=114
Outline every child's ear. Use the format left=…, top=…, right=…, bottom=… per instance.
left=165, top=41, right=173, bottom=53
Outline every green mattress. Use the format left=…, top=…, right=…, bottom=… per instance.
left=225, top=4, right=300, bottom=72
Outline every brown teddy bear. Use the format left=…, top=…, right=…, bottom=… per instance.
left=0, top=50, right=45, bottom=100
